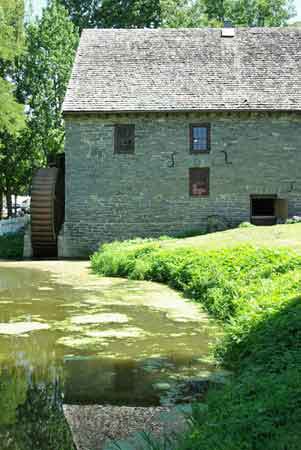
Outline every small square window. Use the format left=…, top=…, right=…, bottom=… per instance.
left=190, top=124, right=210, bottom=153
left=189, top=167, right=210, bottom=197
left=114, top=125, right=135, bottom=154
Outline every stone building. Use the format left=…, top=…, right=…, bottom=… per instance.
left=61, top=27, right=301, bottom=257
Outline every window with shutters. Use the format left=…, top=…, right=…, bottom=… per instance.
left=189, top=168, right=210, bottom=197
left=190, top=124, right=210, bottom=153
left=114, top=125, right=135, bottom=154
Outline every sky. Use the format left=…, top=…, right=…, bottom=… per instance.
left=25, top=0, right=47, bottom=21
left=25, top=0, right=301, bottom=21
left=295, top=0, right=301, bottom=20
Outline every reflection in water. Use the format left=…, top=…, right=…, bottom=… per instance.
left=63, top=354, right=215, bottom=406
left=0, top=263, right=219, bottom=446
left=0, top=367, right=74, bottom=450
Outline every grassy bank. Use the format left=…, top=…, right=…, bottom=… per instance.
left=160, top=222, right=301, bottom=251
left=0, top=233, right=24, bottom=259
left=91, top=225, right=301, bottom=450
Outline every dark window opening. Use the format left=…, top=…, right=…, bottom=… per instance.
left=189, top=167, right=210, bottom=197
left=251, top=198, right=275, bottom=216
left=114, top=125, right=135, bottom=154
left=190, top=124, right=210, bottom=153
left=251, top=196, right=277, bottom=225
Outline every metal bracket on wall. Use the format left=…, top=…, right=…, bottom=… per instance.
left=288, top=181, right=296, bottom=193
left=220, top=150, right=232, bottom=165
left=167, top=152, right=176, bottom=168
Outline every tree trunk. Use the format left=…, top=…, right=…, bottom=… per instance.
left=0, top=194, right=2, bottom=220
left=6, top=190, right=12, bottom=218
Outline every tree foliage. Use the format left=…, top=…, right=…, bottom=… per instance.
left=161, top=0, right=209, bottom=28
left=59, top=0, right=296, bottom=30
left=16, top=1, right=79, bottom=161
left=60, top=0, right=161, bottom=30
left=58, top=0, right=100, bottom=30
left=0, top=131, right=34, bottom=217
left=203, top=0, right=296, bottom=26
left=0, top=0, right=23, bottom=61
left=203, top=0, right=226, bottom=22
left=0, top=1, right=78, bottom=217
left=100, top=0, right=161, bottom=28
left=0, top=0, right=26, bottom=216
left=0, top=0, right=25, bottom=137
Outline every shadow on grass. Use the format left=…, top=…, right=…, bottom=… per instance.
left=178, top=295, right=301, bottom=450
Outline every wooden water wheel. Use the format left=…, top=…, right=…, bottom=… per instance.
left=31, top=156, right=65, bottom=257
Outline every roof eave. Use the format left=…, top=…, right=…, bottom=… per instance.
left=63, top=108, right=301, bottom=116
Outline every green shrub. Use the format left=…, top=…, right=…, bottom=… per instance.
left=286, top=216, right=301, bottom=224
left=238, top=221, right=256, bottom=228
left=91, top=239, right=301, bottom=450
left=172, top=228, right=206, bottom=238
left=92, top=241, right=301, bottom=321
left=206, top=214, right=230, bottom=233
left=0, top=233, right=24, bottom=259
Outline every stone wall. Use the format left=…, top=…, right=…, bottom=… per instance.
left=61, top=112, right=301, bottom=257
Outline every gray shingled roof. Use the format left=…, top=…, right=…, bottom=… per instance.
left=63, top=28, right=301, bottom=113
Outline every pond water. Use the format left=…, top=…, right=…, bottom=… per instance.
left=0, top=261, right=220, bottom=449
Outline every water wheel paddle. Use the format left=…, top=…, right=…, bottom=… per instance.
left=31, top=162, right=65, bottom=258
